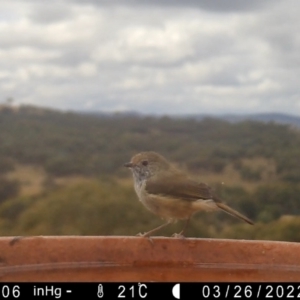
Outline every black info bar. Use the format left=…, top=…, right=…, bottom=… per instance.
left=0, top=283, right=299, bottom=299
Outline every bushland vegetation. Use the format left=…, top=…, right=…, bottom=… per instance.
left=0, top=105, right=300, bottom=241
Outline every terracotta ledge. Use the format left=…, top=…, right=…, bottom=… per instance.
left=0, top=236, right=299, bottom=282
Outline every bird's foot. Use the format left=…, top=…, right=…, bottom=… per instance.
left=136, top=232, right=154, bottom=244
left=172, top=232, right=186, bottom=239
left=136, top=232, right=150, bottom=237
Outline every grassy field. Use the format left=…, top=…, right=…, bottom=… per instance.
left=6, top=164, right=47, bottom=196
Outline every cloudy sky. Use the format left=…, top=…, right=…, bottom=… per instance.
left=1, top=0, right=300, bottom=115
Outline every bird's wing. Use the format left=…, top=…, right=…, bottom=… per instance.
left=145, top=173, right=216, bottom=202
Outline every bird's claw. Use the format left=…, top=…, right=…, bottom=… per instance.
left=136, top=232, right=154, bottom=244
left=172, top=232, right=186, bottom=239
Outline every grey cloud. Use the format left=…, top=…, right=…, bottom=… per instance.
left=1, top=0, right=300, bottom=116
left=29, top=3, right=74, bottom=24
left=66, top=0, right=276, bottom=13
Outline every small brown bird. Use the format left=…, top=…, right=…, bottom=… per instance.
left=125, top=151, right=254, bottom=237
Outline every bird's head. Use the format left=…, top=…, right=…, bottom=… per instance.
left=124, top=151, right=171, bottom=182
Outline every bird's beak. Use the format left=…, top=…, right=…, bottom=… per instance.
left=124, top=162, right=133, bottom=168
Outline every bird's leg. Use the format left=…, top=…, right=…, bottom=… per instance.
left=137, top=221, right=172, bottom=238
left=172, top=218, right=190, bottom=238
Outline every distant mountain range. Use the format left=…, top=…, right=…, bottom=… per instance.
left=193, top=113, right=300, bottom=127
left=3, top=104, right=300, bottom=128
left=84, top=111, right=300, bottom=127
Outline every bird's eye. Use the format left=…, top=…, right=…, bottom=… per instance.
left=142, top=160, right=148, bottom=166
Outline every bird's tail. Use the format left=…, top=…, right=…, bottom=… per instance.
left=216, top=202, right=254, bottom=225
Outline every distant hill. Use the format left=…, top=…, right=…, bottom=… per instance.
left=4, top=103, right=298, bottom=127
left=217, top=113, right=300, bottom=127
left=81, top=110, right=300, bottom=128
left=172, top=113, right=300, bottom=128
